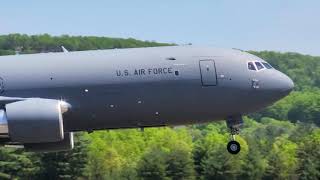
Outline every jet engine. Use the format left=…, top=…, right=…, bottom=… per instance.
left=24, top=132, right=74, bottom=152
left=0, top=98, right=73, bottom=152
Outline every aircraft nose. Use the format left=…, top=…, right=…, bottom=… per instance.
left=245, top=67, right=294, bottom=112
left=271, top=72, right=294, bottom=97
left=279, top=72, right=294, bottom=94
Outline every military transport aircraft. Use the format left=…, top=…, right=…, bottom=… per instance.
left=0, top=46, right=293, bottom=154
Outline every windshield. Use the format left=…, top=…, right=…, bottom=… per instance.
left=262, top=62, right=273, bottom=69
left=247, top=61, right=273, bottom=71
left=248, top=62, right=256, bottom=71
left=255, top=62, right=264, bottom=70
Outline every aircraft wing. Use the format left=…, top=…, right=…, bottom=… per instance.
left=0, top=96, right=26, bottom=105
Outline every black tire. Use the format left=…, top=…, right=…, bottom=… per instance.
left=227, top=141, right=241, bottom=154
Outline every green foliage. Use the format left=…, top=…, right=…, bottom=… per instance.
left=0, top=34, right=319, bottom=179
left=0, top=34, right=173, bottom=54
left=84, top=129, right=148, bottom=179
left=166, top=147, right=195, bottom=180
left=0, top=50, right=15, bottom=56
left=249, top=51, right=320, bottom=90
left=266, top=135, right=298, bottom=179
left=199, top=132, right=248, bottom=180
left=137, top=128, right=195, bottom=180
left=0, top=148, right=41, bottom=179
left=297, top=129, right=320, bottom=180
left=37, top=133, right=88, bottom=180
left=287, top=91, right=320, bottom=125
left=249, top=51, right=320, bottom=126
left=0, top=120, right=319, bottom=179
left=137, top=147, right=168, bottom=180
left=251, top=90, right=320, bottom=125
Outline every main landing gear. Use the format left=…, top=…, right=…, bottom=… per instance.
left=226, top=115, right=243, bottom=154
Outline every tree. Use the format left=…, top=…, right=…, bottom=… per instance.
left=166, top=145, right=195, bottom=180
left=0, top=34, right=173, bottom=54
left=193, top=124, right=249, bottom=180
left=266, top=135, right=298, bottom=179
left=38, top=133, right=88, bottom=180
left=0, top=148, right=41, bottom=179
left=0, top=34, right=320, bottom=179
left=297, top=129, right=320, bottom=180
left=137, top=128, right=196, bottom=180
left=85, top=129, right=146, bottom=179
left=287, top=91, right=320, bottom=125
left=137, top=147, right=168, bottom=180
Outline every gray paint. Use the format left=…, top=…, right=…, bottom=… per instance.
left=199, top=60, right=217, bottom=86
left=0, top=46, right=293, bottom=137
left=6, top=98, right=64, bottom=143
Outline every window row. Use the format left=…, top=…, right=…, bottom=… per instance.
left=248, top=61, right=273, bottom=71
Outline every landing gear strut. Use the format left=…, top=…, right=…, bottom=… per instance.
left=226, top=115, right=243, bottom=154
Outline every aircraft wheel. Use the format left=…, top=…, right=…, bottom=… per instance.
left=227, top=141, right=241, bottom=154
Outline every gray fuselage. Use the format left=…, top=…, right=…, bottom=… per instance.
left=0, top=46, right=294, bottom=132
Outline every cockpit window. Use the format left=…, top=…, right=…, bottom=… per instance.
left=255, top=62, right=264, bottom=70
left=262, top=62, right=273, bottom=69
left=248, top=62, right=256, bottom=71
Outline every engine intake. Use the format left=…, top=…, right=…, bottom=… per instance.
left=5, top=98, right=70, bottom=143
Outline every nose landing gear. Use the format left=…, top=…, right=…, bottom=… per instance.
left=226, top=115, right=243, bottom=154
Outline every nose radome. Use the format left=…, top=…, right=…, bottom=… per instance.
left=286, top=76, right=294, bottom=91
left=247, top=68, right=294, bottom=110
left=278, top=72, right=294, bottom=94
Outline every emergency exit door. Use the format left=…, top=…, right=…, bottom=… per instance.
left=199, top=60, right=217, bottom=86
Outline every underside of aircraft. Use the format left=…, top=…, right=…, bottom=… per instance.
left=0, top=46, right=294, bottom=154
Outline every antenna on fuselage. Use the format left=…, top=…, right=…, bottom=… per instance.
left=232, top=48, right=244, bottom=52
left=61, top=46, right=69, bottom=53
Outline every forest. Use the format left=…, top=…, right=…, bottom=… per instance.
left=0, top=34, right=319, bottom=180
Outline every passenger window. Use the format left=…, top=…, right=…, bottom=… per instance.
left=262, top=62, right=273, bottom=69
left=255, top=62, right=264, bottom=70
left=248, top=62, right=256, bottom=71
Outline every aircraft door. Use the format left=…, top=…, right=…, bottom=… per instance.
left=199, top=60, right=217, bottom=86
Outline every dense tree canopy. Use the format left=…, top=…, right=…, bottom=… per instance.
left=0, top=34, right=319, bottom=179
left=0, top=34, right=172, bottom=56
left=250, top=51, right=320, bottom=90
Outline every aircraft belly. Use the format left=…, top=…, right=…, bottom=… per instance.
left=3, top=79, right=252, bottom=132
left=61, top=83, right=248, bottom=131
left=63, top=82, right=214, bottom=131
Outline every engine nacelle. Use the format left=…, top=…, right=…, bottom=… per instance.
left=0, top=110, right=8, bottom=138
left=24, top=132, right=74, bottom=152
left=4, top=98, right=70, bottom=143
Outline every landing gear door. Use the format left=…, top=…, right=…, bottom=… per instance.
left=199, top=60, right=217, bottom=86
